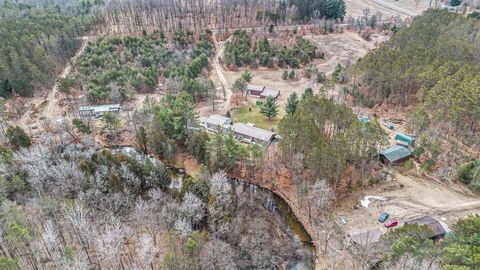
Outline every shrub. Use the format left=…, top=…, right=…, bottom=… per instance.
left=6, top=126, right=31, bottom=150
left=457, top=160, right=480, bottom=185
left=72, top=118, right=91, bottom=134
left=420, top=159, right=435, bottom=172
left=402, top=159, right=414, bottom=170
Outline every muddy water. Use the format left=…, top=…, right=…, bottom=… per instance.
left=110, top=147, right=315, bottom=269
left=230, top=179, right=316, bottom=270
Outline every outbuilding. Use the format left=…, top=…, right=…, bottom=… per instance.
left=260, top=88, right=280, bottom=99
left=246, top=85, right=265, bottom=96
left=395, top=133, right=414, bottom=146
left=232, top=123, right=275, bottom=145
left=379, top=145, right=412, bottom=165
left=79, top=104, right=122, bottom=119
left=405, top=216, right=447, bottom=239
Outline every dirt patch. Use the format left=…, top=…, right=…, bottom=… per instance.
left=345, top=0, right=431, bottom=19
left=337, top=171, right=480, bottom=237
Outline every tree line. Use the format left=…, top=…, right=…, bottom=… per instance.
left=100, top=0, right=347, bottom=35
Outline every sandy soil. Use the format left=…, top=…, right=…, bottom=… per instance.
left=345, top=0, right=431, bottom=19
left=338, top=171, right=480, bottom=236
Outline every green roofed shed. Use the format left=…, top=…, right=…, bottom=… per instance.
left=395, top=133, right=414, bottom=145
left=379, top=145, right=412, bottom=165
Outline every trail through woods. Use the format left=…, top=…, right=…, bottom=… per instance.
left=43, top=36, right=91, bottom=121
left=17, top=36, right=91, bottom=127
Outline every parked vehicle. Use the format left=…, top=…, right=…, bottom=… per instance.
left=384, top=219, right=398, bottom=228
left=378, top=212, right=389, bottom=222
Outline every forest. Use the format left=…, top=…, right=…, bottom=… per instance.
left=0, top=124, right=302, bottom=269
left=223, top=30, right=320, bottom=69
left=350, top=9, right=479, bottom=135
left=349, top=9, right=479, bottom=188
left=279, top=94, right=387, bottom=191
left=73, top=31, right=214, bottom=103
left=100, top=0, right=347, bottom=35
left=0, top=2, right=87, bottom=97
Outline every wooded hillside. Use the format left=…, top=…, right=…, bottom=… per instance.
left=350, top=9, right=479, bottom=187
left=0, top=2, right=87, bottom=97
left=351, top=9, right=479, bottom=135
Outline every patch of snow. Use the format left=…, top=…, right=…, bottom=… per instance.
left=360, top=196, right=386, bottom=208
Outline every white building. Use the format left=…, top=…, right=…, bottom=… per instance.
left=79, top=104, right=122, bottom=119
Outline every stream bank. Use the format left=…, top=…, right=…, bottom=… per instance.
left=109, top=146, right=316, bottom=269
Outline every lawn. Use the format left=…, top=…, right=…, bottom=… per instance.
left=230, top=102, right=285, bottom=131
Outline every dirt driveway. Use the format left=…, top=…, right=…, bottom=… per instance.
left=338, top=172, right=480, bottom=235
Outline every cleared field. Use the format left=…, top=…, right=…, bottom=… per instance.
left=220, top=31, right=385, bottom=110
left=345, top=0, right=431, bottom=19
left=230, top=102, right=285, bottom=131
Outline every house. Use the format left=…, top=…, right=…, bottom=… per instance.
left=405, top=216, right=447, bottom=239
left=246, top=85, right=265, bottom=96
left=205, top=115, right=232, bottom=132
left=79, top=104, right=122, bottom=119
left=395, top=133, right=414, bottom=146
left=232, top=123, right=275, bottom=145
left=260, top=88, right=280, bottom=99
left=379, top=145, right=412, bottom=165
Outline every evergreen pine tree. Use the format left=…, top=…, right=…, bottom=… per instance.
left=1, top=79, right=13, bottom=98
left=302, top=88, right=314, bottom=100
left=241, top=70, right=252, bottom=83
left=285, top=92, right=299, bottom=114
left=260, top=96, right=278, bottom=119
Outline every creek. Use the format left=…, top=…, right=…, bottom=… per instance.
left=110, top=146, right=315, bottom=269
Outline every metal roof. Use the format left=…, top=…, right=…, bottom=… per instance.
left=395, top=133, right=414, bottom=144
left=406, top=216, right=446, bottom=237
left=233, top=123, right=275, bottom=142
left=380, top=145, right=411, bottom=163
left=260, top=88, right=280, bottom=98
left=205, top=115, right=231, bottom=127
left=247, top=84, right=265, bottom=92
left=79, top=104, right=121, bottom=113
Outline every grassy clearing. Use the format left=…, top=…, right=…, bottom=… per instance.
left=230, top=102, right=285, bottom=131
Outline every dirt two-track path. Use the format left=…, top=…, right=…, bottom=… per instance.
left=17, top=36, right=91, bottom=127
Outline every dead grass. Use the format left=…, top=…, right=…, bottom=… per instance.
left=230, top=102, right=285, bottom=131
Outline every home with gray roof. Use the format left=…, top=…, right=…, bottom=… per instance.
left=204, top=115, right=232, bottom=132
left=232, top=123, right=275, bottom=145
left=79, top=104, right=122, bottom=119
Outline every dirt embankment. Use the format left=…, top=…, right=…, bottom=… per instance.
left=226, top=147, right=325, bottom=269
